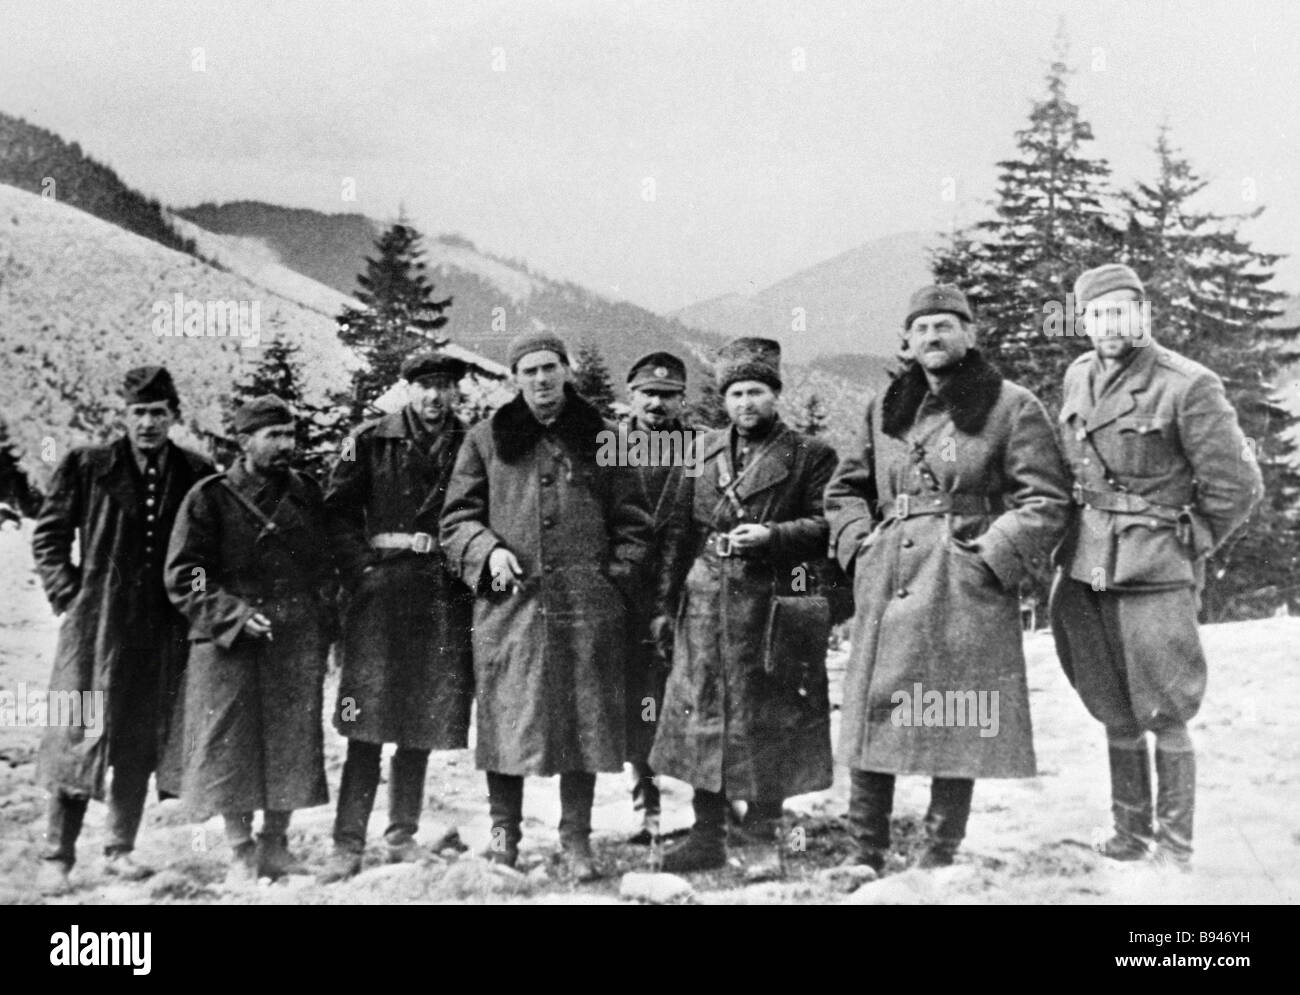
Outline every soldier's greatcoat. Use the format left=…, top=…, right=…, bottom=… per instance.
left=440, top=386, right=653, bottom=776
left=324, top=408, right=473, bottom=750
left=1050, top=343, right=1262, bottom=729
left=825, top=352, right=1071, bottom=778
left=649, top=418, right=838, bottom=801
left=165, top=461, right=336, bottom=819
left=32, top=437, right=213, bottom=799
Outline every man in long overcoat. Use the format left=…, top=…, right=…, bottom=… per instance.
left=166, top=395, right=336, bottom=884
left=31, top=366, right=213, bottom=894
left=319, top=352, right=475, bottom=882
left=440, top=332, right=652, bottom=881
left=618, top=351, right=697, bottom=844
left=1049, top=264, right=1261, bottom=867
left=825, top=286, right=1071, bottom=872
left=650, top=338, right=838, bottom=875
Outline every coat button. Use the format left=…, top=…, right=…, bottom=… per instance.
left=897, top=588, right=908, bottom=598
left=901, top=538, right=914, bottom=549
left=1082, top=458, right=1091, bottom=466
left=542, top=517, right=555, bottom=528
left=540, top=475, right=554, bottom=486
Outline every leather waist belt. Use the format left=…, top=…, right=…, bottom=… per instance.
left=882, top=493, right=996, bottom=520
left=370, top=531, right=436, bottom=554
left=1071, top=484, right=1190, bottom=522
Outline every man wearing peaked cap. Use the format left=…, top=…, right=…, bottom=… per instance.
left=318, top=350, right=474, bottom=882
left=619, top=351, right=695, bottom=844
left=31, top=365, right=213, bottom=894
left=1050, top=262, right=1262, bottom=868
left=166, top=393, right=337, bottom=885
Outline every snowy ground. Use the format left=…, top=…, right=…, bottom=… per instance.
left=1, top=521, right=1296, bottom=905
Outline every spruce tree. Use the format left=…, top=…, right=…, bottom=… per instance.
left=229, top=339, right=348, bottom=480
left=1118, top=128, right=1300, bottom=618
left=794, top=393, right=829, bottom=437
left=933, top=37, right=1116, bottom=410
left=571, top=340, right=618, bottom=419
left=337, top=220, right=452, bottom=421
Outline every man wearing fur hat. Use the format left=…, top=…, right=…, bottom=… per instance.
left=618, top=351, right=697, bottom=844
left=825, top=287, right=1071, bottom=872
left=318, top=351, right=475, bottom=882
left=166, top=395, right=337, bottom=885
left=440, top=332, right=652, bottom=881
left=31, top=366, right=213, bottom=894
left=651, top=338, right=838, bottom=875
left=1050, top=264, right=1261, bottom=868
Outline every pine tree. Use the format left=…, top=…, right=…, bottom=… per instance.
left=1118, top=128, right=1300, bottom=618
left=933, top=34, right=1116, bottom=410
left=688, top=370, right=730, bottom=429
left=794, top=393, right=828, bottom=437
left=337, top=220, right=452, bottom=421
left=572, top=340, right=617, bottom=419
left=228, top=340, right=348, bottom=480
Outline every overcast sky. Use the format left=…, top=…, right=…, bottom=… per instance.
left=3, top=0, right=1297, bottom=311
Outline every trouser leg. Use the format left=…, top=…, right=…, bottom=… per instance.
left=386, top=747, right=430, bottom=843
left=222, top=812, right=254, bottom=849
left=42, top=791, right=89, bottom=866
left=1154, top=723, right=1195, bottom=864
left=332, top=739, right=382, bottom=854
left=630, top=759, right=660, bottom=817
left=558, top=771, right=596, bottom=845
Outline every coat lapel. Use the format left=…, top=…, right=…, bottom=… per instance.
left=95, top=437, right=142, bottom=521
left=730, top=421, right=793, bottom=501
left=1082, top=346, right=1157, bottom=433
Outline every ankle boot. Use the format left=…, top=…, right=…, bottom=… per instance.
left=661, top=789, right=727, bottom=873
left=1100, top=738, right=1155, bottom=860
left=485, top=772, right=523, bottom=867
left=846, top=770, right=893, bottom=872
left=558, top=772, right=600, bottom=881
left=1154, top=744, right=1195, bottom=866
left=917, top=777, right=973, bottom=868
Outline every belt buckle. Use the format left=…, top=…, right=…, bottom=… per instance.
left=714, top=532, right=733, bottom=557
left=410, top=531, right=433, bottom=554
left=894, top=493, right=910, bottom=519
left=1071, top=482, right=1084, bottom=506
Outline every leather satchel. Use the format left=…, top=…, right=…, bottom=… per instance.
left=762, top=593, right=831, bottom=688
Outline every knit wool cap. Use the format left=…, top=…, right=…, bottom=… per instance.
left=507, top=331, right=570, bottom=371
left=716, top=337, right=782, bottom=393
left=122, top=365, right=180, bottom=406
left=1074, top=263, right=1145, bottom=303
left=627, top=351, right=687, bottom=390
left=904, top=285, right=973, bottom=329
left=232, top=395, right=294, bottom=435
left=401, top=350, right=468, bottom=383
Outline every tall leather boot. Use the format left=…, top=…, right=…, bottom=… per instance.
left=485, top=772, right=524, bottom=868
left=321, top=739, right=382, bottom=883
left=559, top=771, right=600, bottom=882
left=629, top=760, right=661, bottom=845
left=741, top=798, right=786, bottom=882
left=1154, top=739, right=1195, bottom=867
left=1099, top=735, right=1155, bottom=861
left=917, top=777, right=973, bottom=868
left=661, top=788, right=727, bottom=873
left=845, top=770, right=894, bottom=873
left=386, top=747, right=430, bottom=861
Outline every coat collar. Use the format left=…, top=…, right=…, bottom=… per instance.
left=1067, top=343, right=1161, bottom=432
left=224, top=459, right=311, bottom=538
left=94, top=437, right=142, bottom=517
left=880, top=349, right=1003, bottom=439
left=490, top=384, right=607, bottom=463
left=702, top=418, right=796, bottom=500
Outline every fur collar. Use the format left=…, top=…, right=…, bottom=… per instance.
left=491, top=383, right=608, bottom=463
left=881, top=349, right=1003, bottom=438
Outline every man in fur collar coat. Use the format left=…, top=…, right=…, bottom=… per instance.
left=440, top=332, right=653, bottom=882
left=824, top=286, right=1071, bottom=872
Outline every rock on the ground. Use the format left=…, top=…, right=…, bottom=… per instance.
left=431, top=857, right=532, bottom=901
left=619, top=872, right=695, bottom=904
left=816, top=864, right=879, bottom=892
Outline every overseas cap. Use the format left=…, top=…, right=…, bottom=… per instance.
left=122, top=366, right=179, bottom=406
